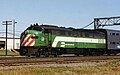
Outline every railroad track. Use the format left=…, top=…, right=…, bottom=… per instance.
left=0, top=56, right=120, bottom=66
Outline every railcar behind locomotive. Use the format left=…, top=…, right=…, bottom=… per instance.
left=20, top=24, right=120, bottom=57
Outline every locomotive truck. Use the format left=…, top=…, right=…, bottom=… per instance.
left=20, top=24, right=120, bottom=57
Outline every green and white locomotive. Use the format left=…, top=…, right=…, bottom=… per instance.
left=20, top=24, right=120, bottom=57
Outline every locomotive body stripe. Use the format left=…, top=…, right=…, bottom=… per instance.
left=21, top=34, right=35, bottom=46
left=27, top=39, right=35, bottom=46
left=21, top=34, right=31, bottom=46
left=21, top=34, right=26, bottom=44
left=29, top=40, right=35, bottom=46
left=52, top=36, right=106, bottom=47
left=22, top=34, right=33, bottom=46
left=24, top=38, right=32, bottom=46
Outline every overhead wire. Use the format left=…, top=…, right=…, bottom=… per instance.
left=81, top=21, right=94, bottom=29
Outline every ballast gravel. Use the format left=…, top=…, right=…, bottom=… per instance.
left=0, top=62, right=107, bottom=70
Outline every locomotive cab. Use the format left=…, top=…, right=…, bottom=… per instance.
left=20, top=24, right=48, bottom=56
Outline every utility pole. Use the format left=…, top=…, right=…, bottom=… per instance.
left=2, top=21, right=12, bottom=55
left=13, top=20, right=17, bottom=50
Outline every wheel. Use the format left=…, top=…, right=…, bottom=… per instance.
left=45, top=52, right=49, bottom=57
left=20, top=49, right=28, bottom=55
left=107, top=53, right=111, bottom=56
left=27, top=55, right=30, bottom=57
left=113, top=51, right=118, bottom=55
left=75, top=54, right=79, bottom=56
left=54, top=52, right=58, bottom=57
left=35, top=52, right=40, bottom=57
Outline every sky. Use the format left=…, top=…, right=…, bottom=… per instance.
left=0, top=0, right=120, bottom=37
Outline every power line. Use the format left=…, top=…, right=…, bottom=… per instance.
left=0, top=32, right=20, bottom=37
left=81, top=21, right=94, bottom=29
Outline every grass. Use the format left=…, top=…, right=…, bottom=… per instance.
left=0, top=60, right=120, bottom=75
left=0, top=50, right=19, bottom=55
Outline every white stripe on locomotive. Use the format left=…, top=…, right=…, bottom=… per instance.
left=52, top=36, right=106, bottom=47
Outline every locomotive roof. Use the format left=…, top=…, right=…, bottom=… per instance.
left=40, top=25, right=73, bottom=31
left=39, top=24, right=97, bottom=31
left=27, top=24, right=120, bottom=33
left=27, top=24, right=100, bottom=31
